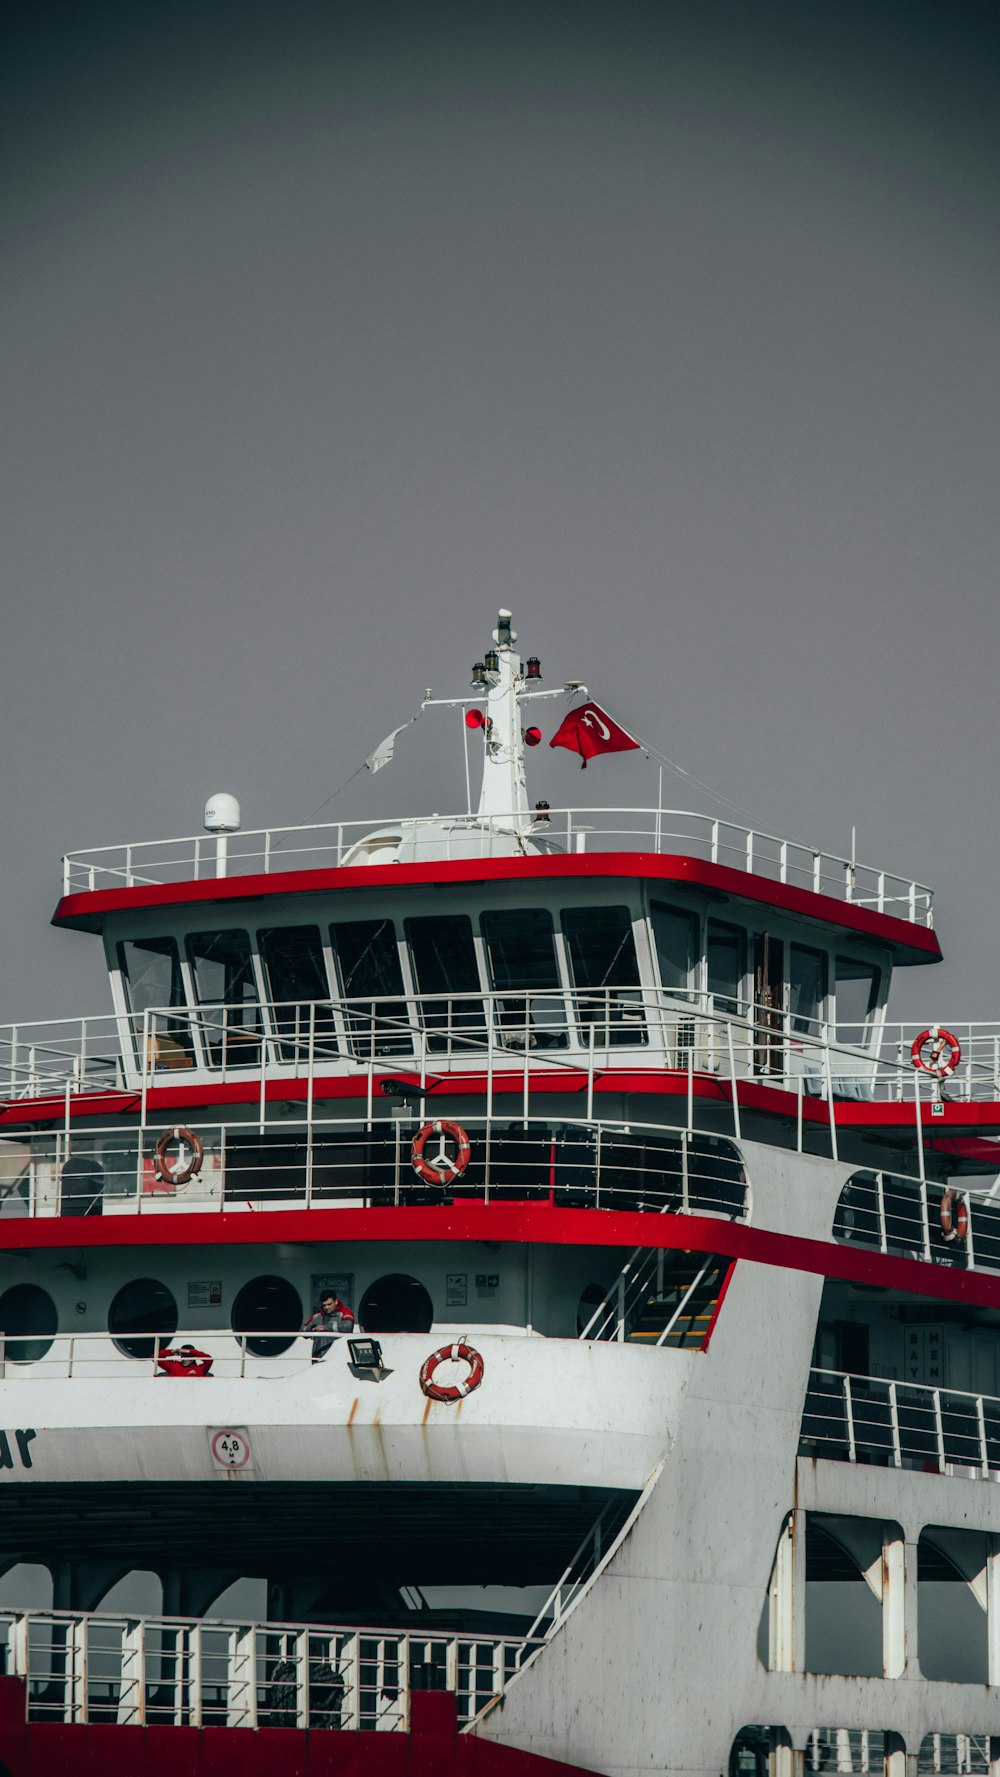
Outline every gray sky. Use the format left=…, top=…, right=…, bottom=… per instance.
left=2, top=0, right=999, bottom=1026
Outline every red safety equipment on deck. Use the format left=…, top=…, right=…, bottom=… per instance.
left=939, top=1190, right=969, bottom=1244
left=419, top=1340, right=485, bottom=1402
left=911, top=1027, right=961, bottom=1078
left=411, top=1120, right=472, bottom=1186
left=154, top=1125, right=205, bottom=1186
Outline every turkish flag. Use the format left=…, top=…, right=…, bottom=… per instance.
left=549, top=702, right=640, bottom=768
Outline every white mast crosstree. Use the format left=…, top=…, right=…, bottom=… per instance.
left=424, top=608, right=586, bottom=837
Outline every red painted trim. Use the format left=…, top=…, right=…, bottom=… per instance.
left=8, top=1066, right=995, bottom=1139
left=700, top=1259, right=737, bottom=1351
left=52, top=851, right=941, bottom=963
left=0, top=1680, right=601, bottom=1775
left=0, top=1201, right=997, bottom=1310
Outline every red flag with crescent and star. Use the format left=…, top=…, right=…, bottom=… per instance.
left=549, top=702, right=640, bottom=768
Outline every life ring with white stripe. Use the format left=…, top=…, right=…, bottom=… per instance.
left=939, top=1189, right=969, bottom=1244
left=911, top=1027, right=961, bottom=1078
left=154, top=1125, right=204, bottom=1186
left=419, top=1341, right=485, bottom=1402
left=411, top=1119, right=471, bottom=1186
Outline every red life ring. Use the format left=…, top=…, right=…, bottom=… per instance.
left=154, top=1125, right=205, bottom=1186
left=939, top=1189, right=969, bottom=1244
left=411, top=1119, right=472, bottom=1186
left=419, top=1341, right=485, bottom=1402
left=911, top=1027, right=961, bottom=1078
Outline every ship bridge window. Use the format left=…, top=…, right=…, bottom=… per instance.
left=405, top=915, right=486, bottom=1052
left=109, top=1278, right=177, bottom=1360
left=0, top=1283, right=56, bottom=1363
left=330, top=919, right=411, bottom=1058
left=480, top=909, right=566, bottom=1049
left=258, top=926, right=338, bottom=1061
left=707, top=921, right=746, bottom=1018
left=561, top=906, right=645, bottom=1046
left=835, top=956, right=880, bottom=1044
left=651, top=903, right=699, bottom=1001
left=788, top=945, right=828, bottom=1038
left=186, top=930, right=262, bottom=1068
left=117, top=937, right=193, bottom=1071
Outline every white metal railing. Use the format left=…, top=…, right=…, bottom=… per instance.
left=60, top=806, right=934, bottom=925
left=0, top=1607, right=537, bottom=1729
left=523, top=1494, right=635, bottom=1643
left=0, top=1327, right=329, bottom=1378
left=578, top=1244, right=724, bottom=1346
left=834, top=1166, right=1000, bottom=1276
left=5, top=992, right=995, bottom=1115
left=801, top=1368, right=1000, bottom=1480
left=0, top=1113, right=749, bottom=1222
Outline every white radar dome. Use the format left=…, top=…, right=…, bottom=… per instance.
left=204, top=793, right=241, bottom=833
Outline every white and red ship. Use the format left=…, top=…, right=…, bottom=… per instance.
left=0, top=610, right=996, bottom=1776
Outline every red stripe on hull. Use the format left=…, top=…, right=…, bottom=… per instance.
left=0, top=1200, right=996, bottom=1310
left=8, top=1068, right=993, bottom=1137
left=0, top=1683, right=599, bottom=1776
left=52, top=851, right=941, bottom=963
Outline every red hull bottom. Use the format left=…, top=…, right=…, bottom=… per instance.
left=0, top=1683, right=599, bottom=1776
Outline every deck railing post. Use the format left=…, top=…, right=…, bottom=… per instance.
left=726, top=1022, right=742, bottom=1141
left=843, top=1375, right=856, bottom=1461
left=977, top=1396, right=989, bottom=1477
left=888, top=1381, right=901, bottom=1468
left=934, top=1390, right=946, bottom=1471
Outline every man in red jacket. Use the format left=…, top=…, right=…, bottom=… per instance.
left=302, top=1293, right=355, bottom=1363
left=156, top=1343, right=213, bottom=1377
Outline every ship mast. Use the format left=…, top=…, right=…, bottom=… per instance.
left=475, top=609, right=530, bottom=832
left=422, top=609, right=580, bottom=841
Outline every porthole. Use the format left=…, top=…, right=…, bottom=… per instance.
left=109, top=1278, right=178, bottom=1360
left=358, top=1274, right=433, bottom=1333
left=231, top=1275, right=302, bottom=1357
left=0, top=1284, right=56, bottom=1363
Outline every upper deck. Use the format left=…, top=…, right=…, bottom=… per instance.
left=57, top=803, right=935, bottom=934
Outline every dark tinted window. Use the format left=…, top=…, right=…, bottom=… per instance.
left=0, top=1284, right=56, bottom=1363
left=232, top=1275, right=302, bottom=1357
left=405, top=915, right=485, bottom=1051
left=561, top=906, right=640, bottom=987
left=186, top=930, right=261, bottom=1066
left=258, top=926, right=337, bottom=1060
left=561, top=906, right=644, bottom=1046
left=118, top=937, right=185, bottom=1015
left=707, top=922, right=745, bottom=1017
left=109, top=1278, right=178, bottom=1360
left=118, top=937, right=193, bottom=1071
left=330, top=920, right=410, bottom=1057
left=60, top=1154, right=104, bottom=1217
left=481, top=909, right=565, bottom=1049
left=358, top=1273, right=433, bottom=1333
left=789, top=945, right=828, bottom=1036
left=651, top=903, right=699, bottom=998
left=836, top=955, right=880, bottom=1043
